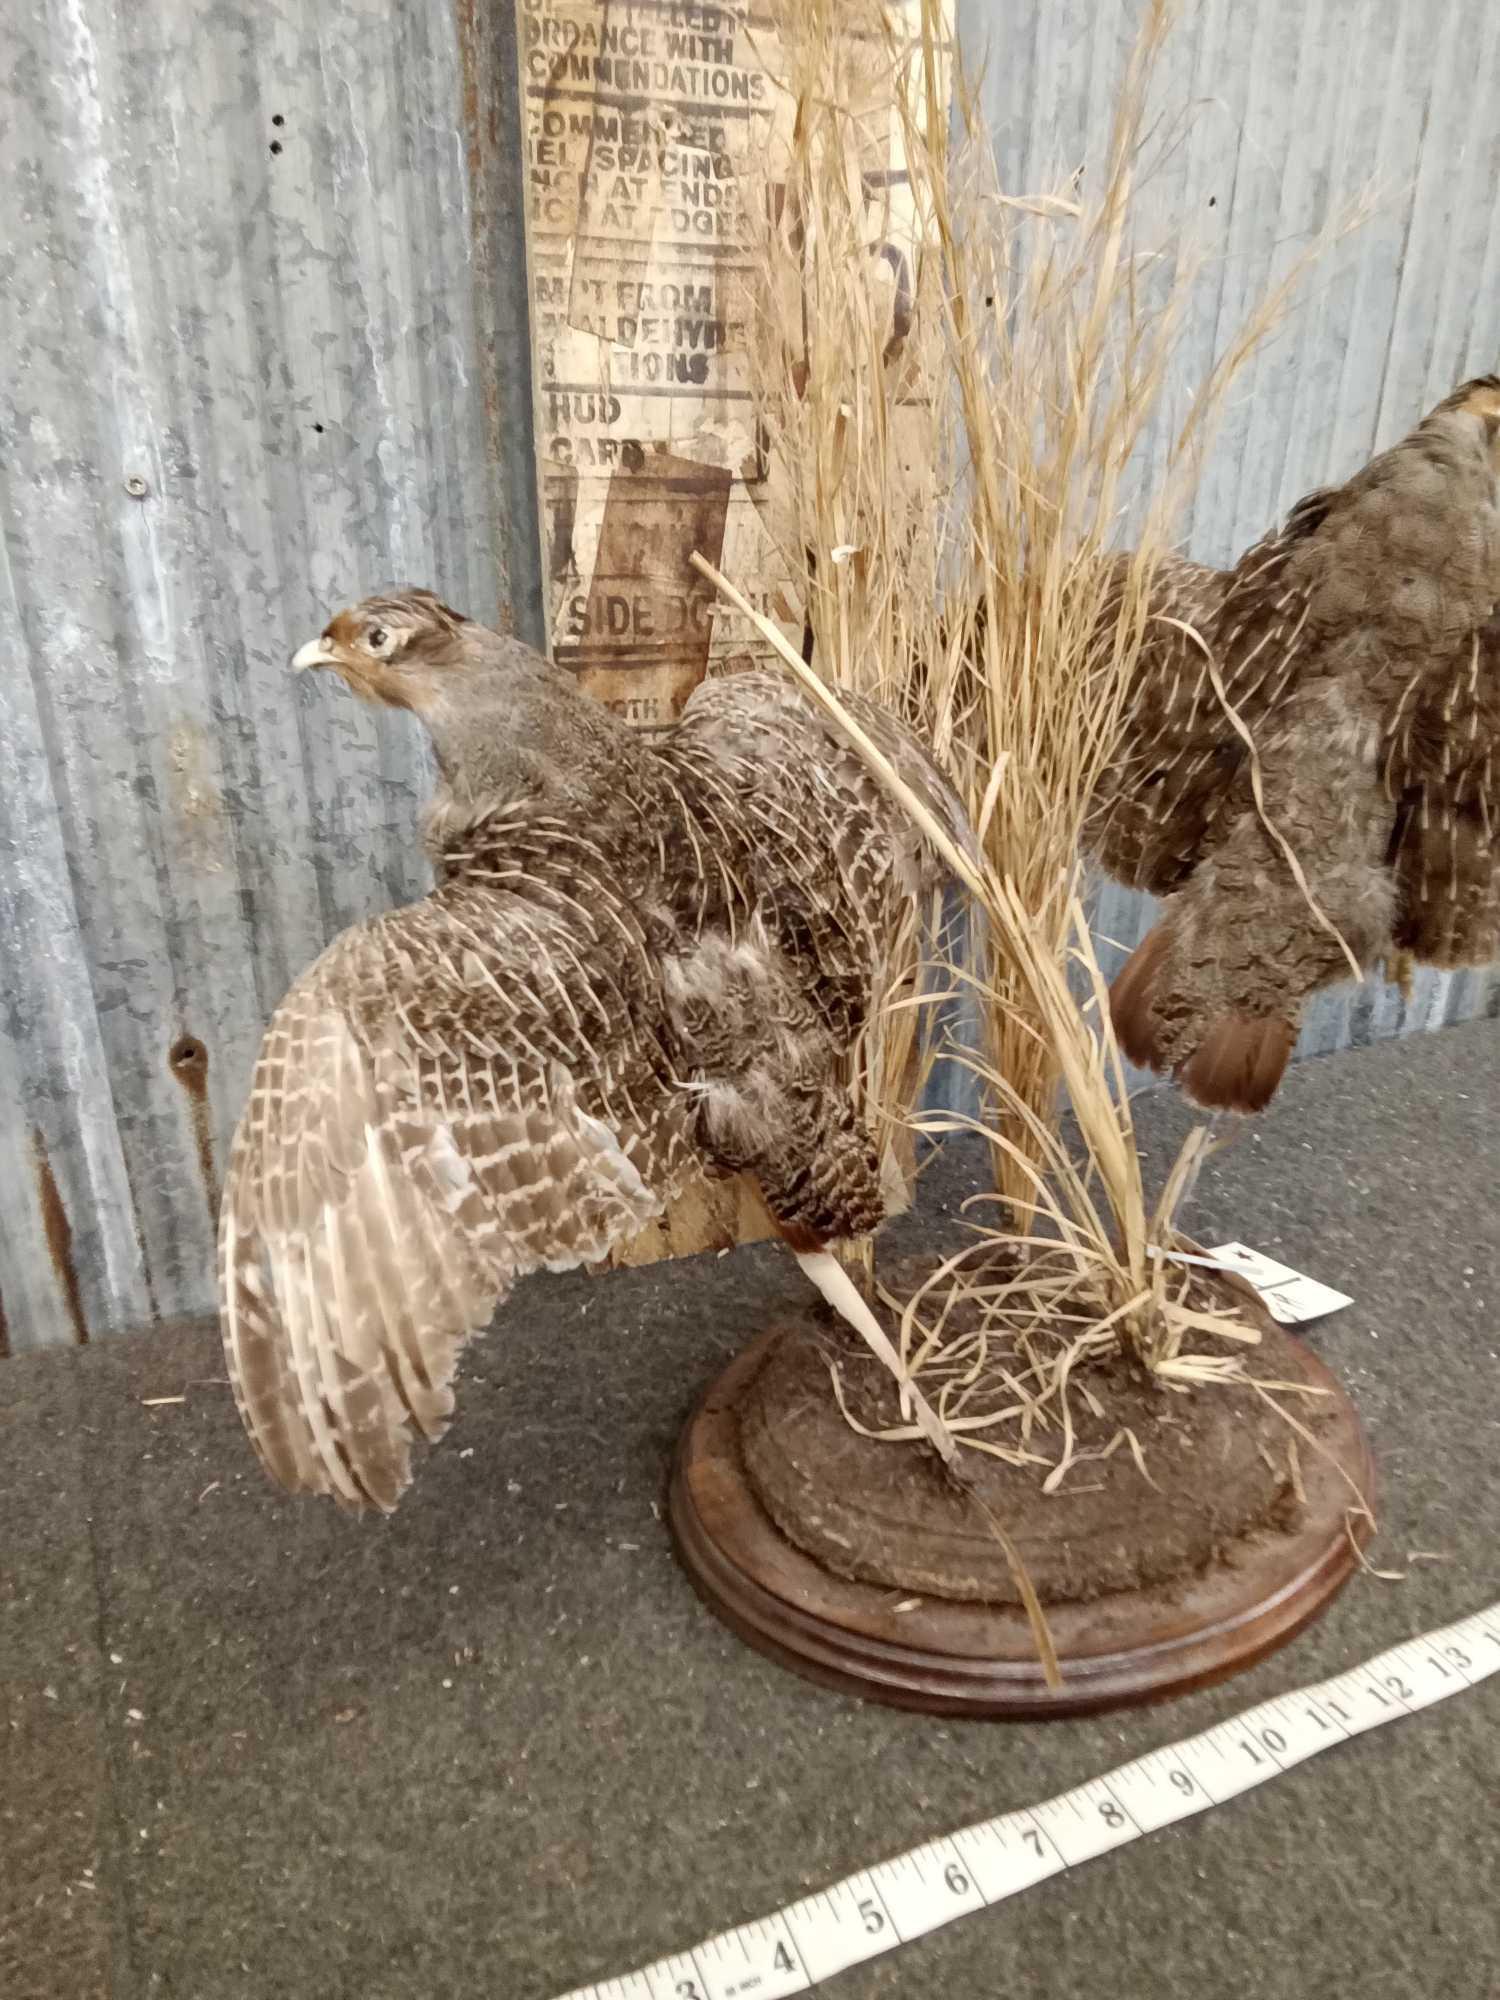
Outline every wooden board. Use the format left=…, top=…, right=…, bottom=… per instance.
left=519, top=0, right=942, bottom=718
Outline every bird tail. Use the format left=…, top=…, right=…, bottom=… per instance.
left=1109, top=923, right=1296, bottom=1115
left=1107, top=922, right=1172, bottom=1072
left=1175, top=1012, right=1297, bottom=1115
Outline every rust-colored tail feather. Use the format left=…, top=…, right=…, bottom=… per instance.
left=1176, top=1013, right=1297, bottom=1115
left=1108, top=924, right=1172, bottom=1071
left=1109, top=923, right=1296, bottom=1113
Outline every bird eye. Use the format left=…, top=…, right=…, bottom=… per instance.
left=366, top=625, right=390, bottom=653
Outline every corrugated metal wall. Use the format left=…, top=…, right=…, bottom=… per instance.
left=0, top=0, right=539, bottom=1351
left=2, top=0, right=1496, bottom=1350
left=957, top=0, right=1500, bottom=1070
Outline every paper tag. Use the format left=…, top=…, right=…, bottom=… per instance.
left=1206, top=1242, right=1353, bottom=1325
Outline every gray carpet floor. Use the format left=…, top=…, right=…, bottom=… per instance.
left=3, top=1018, right=1498, bottom=2000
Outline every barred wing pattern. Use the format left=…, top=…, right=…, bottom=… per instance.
left=220, top=655, right=975, bottom=1506
left=1385, top=612, right=1500, bottom=968
left=671, top=672, right=968, bottom=1012
left=219, top=826, right=694, bottom=1511
left=647, top=672, right=968, bottom=1242
left=1087, top=499, right=1334, bottom=896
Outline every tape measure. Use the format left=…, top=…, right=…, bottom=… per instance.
left=553, top=1599, right=1499, bottom=2000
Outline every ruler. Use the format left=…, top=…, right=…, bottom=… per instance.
left=553, top=1600, right=1499, bottom=2000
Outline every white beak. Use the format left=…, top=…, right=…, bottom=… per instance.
left=292, top=638, right=335, bottom=672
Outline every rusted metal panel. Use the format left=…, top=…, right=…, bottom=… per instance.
left=455, top=0, right=550, bottom=649
left=0, top=0, right=535, bottom=1349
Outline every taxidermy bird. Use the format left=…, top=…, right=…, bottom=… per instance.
left=1089, top=376, right=1500, bottom=1113
left=219, top=591, right=971, bottom=1509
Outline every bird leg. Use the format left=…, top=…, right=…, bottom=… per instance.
left=787, top=1241, right=959, bottom=1468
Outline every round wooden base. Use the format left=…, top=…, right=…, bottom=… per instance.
left=669, top=1327, right=1373, bottom=1719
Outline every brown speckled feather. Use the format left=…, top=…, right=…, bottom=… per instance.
left=1095, top=378, right=1500, bottom=1111
left=1383, top=609, right=1500, bottom=966
left=221, top=608, right=970, bottom=1507
left=220, top=818, right=696, bottom=1509
left=1087, top=506, right=1331, bottom=894
left=657, top=672, right=964, bottom=1239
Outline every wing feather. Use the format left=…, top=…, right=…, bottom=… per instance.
left=1385, top=616, right=1500, bottom=967
left=666, top=671, right=971, bottom=1040
left=219, top=877, right=692, bottom=1511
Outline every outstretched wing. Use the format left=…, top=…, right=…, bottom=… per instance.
left=219, top=873, right=694, bottom=1511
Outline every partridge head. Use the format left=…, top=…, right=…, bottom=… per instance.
left=291, top=588, right=475, bottom=712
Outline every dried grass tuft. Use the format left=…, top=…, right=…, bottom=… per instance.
left=740, top=0, right=956, bottom=1202
left=709, top=0, right=1366, bottom=1477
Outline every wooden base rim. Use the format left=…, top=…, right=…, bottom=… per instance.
left=669, top=1326, right=1375, bottom=1720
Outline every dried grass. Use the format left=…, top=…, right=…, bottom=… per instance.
left=740, top=0, right=956, bottom=1201
left=708, top=0, right=1365, bottom=1477
left=703, top=552, right=1291, bottom=1433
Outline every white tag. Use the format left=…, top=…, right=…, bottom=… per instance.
left=1205, top=1242, right=1353, bottom=1325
